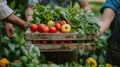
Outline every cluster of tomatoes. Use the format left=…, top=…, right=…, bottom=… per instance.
left=30, top=20, right=73, bottom=44
left=32, top=40, right=74, bottom=44
left=30, top=20, right=71, bottom=33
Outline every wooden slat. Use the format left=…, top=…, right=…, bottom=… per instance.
left=25, top=42, right=95, bottom=52
left=24, top=29, right=95, bottom=40
left=24, top=29, right=96, bottom=52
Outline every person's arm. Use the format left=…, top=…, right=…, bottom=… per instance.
left=4, top=13, right=27, bottom=30
left=25, top=0, right=39, bottom=22
left=96, top=8, right=115, bottom=37
left=0, top=1, right=28, bottom=30
left=78, top=0, right=91, bottom=12
left=0, top=0, right=29, bottom=38
left=25, top=6, right=34, bottom=23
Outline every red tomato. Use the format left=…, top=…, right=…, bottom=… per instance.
left=38, top=24, right=45, bottom=32
left=60, top=20, right=67, bottom=25
left=41, top=26, right=49, bottom=33
left=30, top=24, right=38, bottom=32
left=51, top=40, right=58, bottom=44
left=41, top=40, right=48, bottom=44
left=32, top=40, right=39, bottom=44
left=49, top=27, right=57, bottom=33
left=59, top=40, right=65, bottom=44
left=54, top=23, right=61, bottom=31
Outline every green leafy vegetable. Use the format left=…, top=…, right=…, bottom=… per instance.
left=31, top=3, right=100, bottom=36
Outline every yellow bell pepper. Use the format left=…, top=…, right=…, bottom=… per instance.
left=106, top=63, right=112, bottom=67
left=86, top=57, right=97, bottom=67
left=0, top=58, right=10, bottom=67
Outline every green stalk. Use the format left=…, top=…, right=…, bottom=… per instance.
left=69, top=0, right=72, bottom=13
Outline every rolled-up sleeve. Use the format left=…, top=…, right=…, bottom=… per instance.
left=0, top=1, right=13, bottom=20
left=28, top=0, right=39, bottom=6
left=100, top=0, right=119, bottom=14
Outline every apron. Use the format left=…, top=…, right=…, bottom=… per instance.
left=106, top=4, right=120, bottom=67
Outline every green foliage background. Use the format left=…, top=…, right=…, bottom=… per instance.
left=0, top=0, right=111, bottom=66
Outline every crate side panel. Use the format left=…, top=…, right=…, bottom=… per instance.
left=25, top=43, right=95, bottom=52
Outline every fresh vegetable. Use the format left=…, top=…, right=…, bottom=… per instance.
left=47, top=20, right=55, bottom=27
left=41, top=40, right=48, bottom=44
left=30, top=24, right=38, bottom=32
left=38, top=24, right=45, bottom=32
left=49, top=27, right=57, bottom=33
left=0, top=58, right=10, bottom=67
left=54, top=23, right=61, bottom=31
left=51, top=40, right=58, bottom=44
left=41, top=26, right=49, bottom=33
left=31, top=4, right=100, bottom=35
left=59, top=40, right=65, bottom=44
left=32, top=40, right=39, bottom=44
left=20, top=45, right=40, bottom=67
left=86, top=57, right=97, bottom=67
left=61, top=24, right=71, bottom=33
left=60, top=20, right=67, bottom=25
left=105, top=63, right=112, bottom=67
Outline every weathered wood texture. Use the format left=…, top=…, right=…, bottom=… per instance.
left=25, top=42, right=95, bottom=52
left=24, top=29, right=96, bottom=52
left=25, top=29, right=95, bottom=40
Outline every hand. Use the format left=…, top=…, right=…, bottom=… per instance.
left=5, top=22, right=15, bottom=38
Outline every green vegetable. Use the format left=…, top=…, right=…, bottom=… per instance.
left=20, top=44, right=41, bottom=67
left=31, top=3, right=100, bottom=35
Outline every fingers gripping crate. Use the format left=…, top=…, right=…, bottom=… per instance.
left=24, top=29, right=96, bottom=52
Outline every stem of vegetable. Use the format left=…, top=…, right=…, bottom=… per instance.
left=69, top=0, right=72, bottom=13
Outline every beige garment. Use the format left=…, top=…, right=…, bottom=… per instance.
left=0, top=0, right=13, bottom=20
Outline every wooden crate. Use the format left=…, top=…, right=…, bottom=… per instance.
left=24, top=29, right=96, bottom=52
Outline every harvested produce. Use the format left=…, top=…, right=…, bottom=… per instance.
left=30, top=4, right=100, bottom=35
left=61, top=24, right=71, bottom=33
